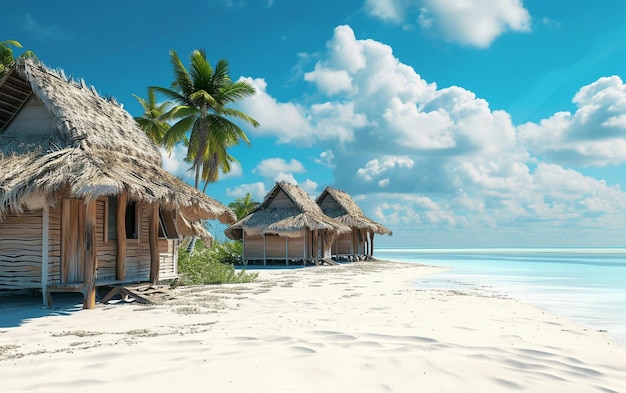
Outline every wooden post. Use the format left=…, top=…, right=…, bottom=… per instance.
left=116, top=192, right=127, bottom=281
left=313, top=229, right=319, bottom=265
left=303, top=231, right=307, bottom=266
left=83, top=200, right=97, bottom=309
left=369, top=232, right=375, bottom=257
left=263, top=234, right=267, bottom=266
left=41, top=205, right=50, bottom=306
left=352, top=227, right=357, bottom=261
left=285, top=237, right=289, bottom=266
left=149, top=203, right=160, bottom=285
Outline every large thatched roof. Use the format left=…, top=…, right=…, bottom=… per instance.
left=316, top=186, right=392, bottom=235
left=0, top=58, right=235, bottom=224
left=225, top=182, right=350, bottom=239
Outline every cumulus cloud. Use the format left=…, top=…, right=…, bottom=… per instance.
left=518, top=76, right=626, bottom=167
left=160, top=145, right=191, bottom=181
left=315, top=150, right=335, bottom=167
left=356, top=156, right=414, bottom=182
left=253, top=158, right=306, bottom=178
left=300, top=179, right=319, bottom=195
left=168, top=23, right=626, bottom=246
left=365, top=0, right=531, bottom=47
left=226, top=182, right=267, bottom=201
left=237, top=77, right=314, bottom=144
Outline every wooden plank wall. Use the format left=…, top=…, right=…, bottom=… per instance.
left=95, top=198, right=117, bottom=282
left=0, top=211, right=43, bottom=289
left=0, top=199, right=179, bottom=290
left=158, top=239, right=177, bottom=279
left=244, top=235, right=264, bottom=260
left=287, top=236, right=305, bottom=259
left=47, top=206, right=61, bottom=284
left=335, top=233, right=353, bottom=255
left=264, top=235, right=286, bottom=259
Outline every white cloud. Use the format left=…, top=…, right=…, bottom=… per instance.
left=364, top=0, right=405, bottom=23
left=356, top=156, right=414, bottom=182
left=160, top=145, right=191, bottom=181
left=300, top=179, right=319, bottom=195
left=519, top=76, right=626, bottom=167
left=315, top=150, right=335, bottom=167
left=275, top=173, right=297, bottom=184
left=365, top=0, right=531, bottom=47
left=237, top=77, right=314, bottom=145
left=253, top=158, right=306, bottom=178
left=219, top=162, right=243, bottom=180
left=226, top=182, right=267, bottom=201
left=227, top=25, right=626, bottom=246
left=304, top=67, right=354, bottom=95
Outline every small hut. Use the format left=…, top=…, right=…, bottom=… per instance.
left=225, top=182, right=349, bottom=265
left=0, top=58, right=235, bottom=308
left=316, top=186, right=391, bottom=260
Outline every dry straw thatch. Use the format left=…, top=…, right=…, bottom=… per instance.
left=316, top=186, right=392, bottom=235
left=225, top=182, right=350, bottom=239
left=0, top=58, right=235, bottom=225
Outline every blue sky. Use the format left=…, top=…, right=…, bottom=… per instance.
left=3, top=0, right=626, bottom=247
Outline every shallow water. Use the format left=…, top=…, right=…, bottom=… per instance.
left=374, top=248, right=626, bottom=345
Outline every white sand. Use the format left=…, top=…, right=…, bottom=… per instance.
left=1, top=261, right=625, bottom=392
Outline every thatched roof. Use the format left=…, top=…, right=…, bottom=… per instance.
left=0, top=58, right=235, bottom=224
left=316, top=186, right=392, bottom=235
left=225, top=182, right=350, bottom=239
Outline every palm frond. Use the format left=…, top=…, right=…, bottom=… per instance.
left=169, top=49, right=194, bottom=97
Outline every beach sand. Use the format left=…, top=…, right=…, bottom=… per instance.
left=1, top=260, right=625, bottom=392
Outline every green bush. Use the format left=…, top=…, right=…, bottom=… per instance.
left=177, top=240, right=257, bottom=285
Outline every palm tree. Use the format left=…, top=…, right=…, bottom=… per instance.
left=132, top=89, right=174, bottom=148
left=152, top=49, right=259, bottom=189
left=228, top=193, right=259, bottom=220
left=1, top=40, right=22, bottom=78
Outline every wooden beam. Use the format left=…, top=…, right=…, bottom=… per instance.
left=149, top=203, right=160, bottom=285
left=41, top=205, right=50, bottom=306
left=116, top=192, right=127, bottom=281
left=83, top=200, right=97, bottom=309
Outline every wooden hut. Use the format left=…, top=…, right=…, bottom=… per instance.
left=224, top=182, right=349, bottom=265
left=316, top=187, right=391, bottom=260
left=0, top=58, right=235, bottom=308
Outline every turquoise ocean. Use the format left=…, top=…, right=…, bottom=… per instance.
left=374, top=248, right=626, bottom=345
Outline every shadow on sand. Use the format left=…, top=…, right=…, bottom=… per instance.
left=0, top=292, right=85, bottom=329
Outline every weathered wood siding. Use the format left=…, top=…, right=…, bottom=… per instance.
left=158, top=239, right=177, bottom=279
left=1, top=198, right=179, bottom=291
left=264, top=235, right=286, bottom=259
left=335, top=233, right=353, bottom=255
left=243, top=234, right=264, bottom=260
left=95, top=198, right=117, bottom=282
left=48, top=205, right=62, bottom=284
left=287, top=236, right=306, bottom=259
left=0, top=211, right=43, bottom=289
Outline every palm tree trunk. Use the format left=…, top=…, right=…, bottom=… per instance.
left=186, top=236, right=198, bottom=254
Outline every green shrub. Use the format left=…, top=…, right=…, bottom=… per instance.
left=177, top=240, right=257, bottom=285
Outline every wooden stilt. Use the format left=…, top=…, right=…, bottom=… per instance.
left=83, top=200, right=97, bottom=309
left=42, top=205, right=50, bottom=306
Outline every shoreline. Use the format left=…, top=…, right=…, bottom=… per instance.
left=375, top=248, right=626, bottom=346
left=1, top=260, right=625, bottom=392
